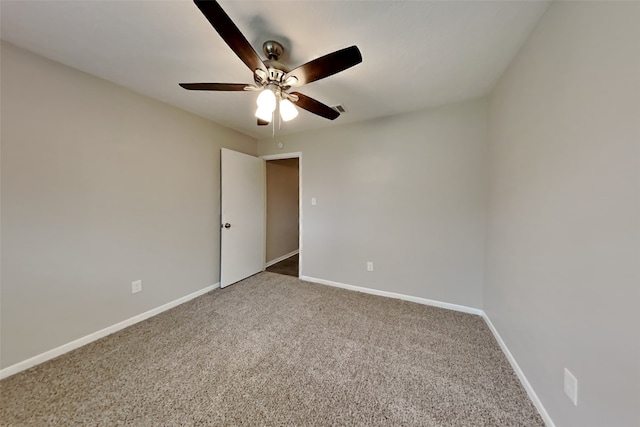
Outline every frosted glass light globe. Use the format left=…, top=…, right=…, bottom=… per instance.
left=256, top=89, right=276, bottom=112
left=279, top=99, right=299, bottom=122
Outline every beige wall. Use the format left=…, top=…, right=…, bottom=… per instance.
left=5, top=2, right=638, bottom=422
left=259, top=99, right=488, bottom=309
left=266, top=159, right=299, bottom=263
left=486, top=2, right=640, bottom=426
left=0, top=42, right=256, bottom=368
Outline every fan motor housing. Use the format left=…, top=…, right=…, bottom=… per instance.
left=255, top=41, right=291, bottom=86
left=255, top=66, right=288, bottom=86
left=265, top=61, right=288, bottom=78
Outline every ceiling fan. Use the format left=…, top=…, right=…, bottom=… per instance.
left=180, top=0, right=362, bottom=126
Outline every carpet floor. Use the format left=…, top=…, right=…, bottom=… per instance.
left=0, top=272, right=544, bottom=426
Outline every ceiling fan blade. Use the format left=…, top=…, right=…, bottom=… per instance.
left=257, top=118, right=269, bottom=126
left=290, top=92, right=339, bottom=120
left=194, top=0, right=267, bottom=74
left=284, top=46, right=362, bottom=87
left=179, top=83, right=250, bottom=91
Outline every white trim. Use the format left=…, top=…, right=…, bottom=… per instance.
left=299, top=275, right=483, bottom=316
left=265, top=249, right=299, bottom=268
left=482, top=313, right=556, bottom=427
left=260, top=152, right=302, bottom=161
left=298, top=155, right=303, bottom=277
left=0, top=283, right=220, bottom=380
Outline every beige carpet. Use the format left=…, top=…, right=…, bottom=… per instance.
left=0, top=272, right=544, bottom=426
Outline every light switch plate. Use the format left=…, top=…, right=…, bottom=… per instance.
left=132, top=280, right=142, bottom=294
left=564, top=368, right=578, bottom=406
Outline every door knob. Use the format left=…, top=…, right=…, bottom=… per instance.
left=223, top=223, right=231, bottom=229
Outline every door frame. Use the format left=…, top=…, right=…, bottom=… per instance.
left=261, top=152, right=302, bottom=277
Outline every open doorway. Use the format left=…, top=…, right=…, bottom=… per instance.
left=263, top=154, right=300, bottom=277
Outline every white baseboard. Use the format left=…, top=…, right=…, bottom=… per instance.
left=482, top=313, right=556, bottom=427
left=299, top=275, right=483, bottom=316
left=0, top=282, right=220, bottom=380
left=265, top=249, right=299, bottom=268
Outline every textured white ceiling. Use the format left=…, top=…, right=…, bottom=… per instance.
left=1, top=0, right=549, bottom=139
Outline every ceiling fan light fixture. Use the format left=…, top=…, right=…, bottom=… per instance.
left=181, top=1, right=362, bottom=128
left=255, top=106, right=273, bottom=123
left=279, top=99, right=299, bottom=122
left=256, top=88, right=276, bottom=112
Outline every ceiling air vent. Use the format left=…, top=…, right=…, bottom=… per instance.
left=331, top=104, right=348, bottom=113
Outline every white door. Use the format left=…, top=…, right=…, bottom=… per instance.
left=220, top=148, right=265, bottom=288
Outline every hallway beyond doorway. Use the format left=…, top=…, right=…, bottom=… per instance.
left=265, top=254, right=298, bottom=277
